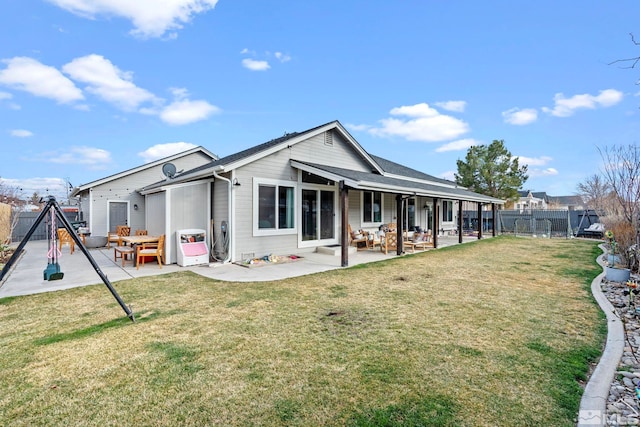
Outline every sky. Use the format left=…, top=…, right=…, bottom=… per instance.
left=1, top=1, right=640, bottom=203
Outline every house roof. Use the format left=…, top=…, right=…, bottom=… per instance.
left=139, top=120, right=503, bottom=204
left=517, top=190, right=549, bottom=200
left=548, top=195, right=584, bottom=206
left=291, top=160, right=503, bottom=204
left=71, top=146, right=217, bottom=196
left=141, top=121, right=382, bottom=191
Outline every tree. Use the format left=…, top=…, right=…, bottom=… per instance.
left=599, top=145, right=640, bottom=228
left=576, top=173, right=616, bottom=215
left=609, top=33, right=640, bottom=84
left=0, top=179, right=25, bottom=244
left=455, top=140, right=528, bottom=202
left=595, top=144, right=640, bottom=272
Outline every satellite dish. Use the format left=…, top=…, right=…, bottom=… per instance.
left=162, top=163, right=177, bottom=179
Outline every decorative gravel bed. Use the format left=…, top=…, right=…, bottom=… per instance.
left=602, top=275, right=640, bottom=426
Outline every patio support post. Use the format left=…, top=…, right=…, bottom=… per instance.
left=433, top=198, right=439, bottom=248
left=477, top=202, right=483, bottom=239
left=340, top=180, right=349, bottom=267
left=492, top=203, right=497, bottom=237
left=458, top=200, right=463, bottom=244
left=396, top=194, right=404, bottom=255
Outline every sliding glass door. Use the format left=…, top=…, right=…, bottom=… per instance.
left=301, top=189, right=335, bottom=242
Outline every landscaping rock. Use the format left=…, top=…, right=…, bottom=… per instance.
left=602, top=275, right=640, bottom=425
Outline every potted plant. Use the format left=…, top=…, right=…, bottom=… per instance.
left=605, top=229, right=632, bottom=283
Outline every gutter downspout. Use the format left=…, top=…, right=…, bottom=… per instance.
left=212, top=170, right=232, bottom=264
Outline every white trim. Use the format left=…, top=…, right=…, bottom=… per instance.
left=107, top=200, right=130, bottom=233
left=297, top=180, right=339, bottom=248
left=74, top=147, right=216, bottom=192
left=360, top=190, right=384, bottom=228
left=252, top=177, right=298, bottom=237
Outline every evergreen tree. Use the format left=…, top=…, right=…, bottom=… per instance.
left=455, top=140, right=528, bottom=201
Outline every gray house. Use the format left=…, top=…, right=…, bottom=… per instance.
left=71, top=146, right=217, bottom=245
left=139, top=120, right=503, bottom=266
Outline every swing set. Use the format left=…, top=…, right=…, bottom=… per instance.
left=0, top=196, right=135, bottom=322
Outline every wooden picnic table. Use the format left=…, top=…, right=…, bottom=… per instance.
left=120, top=235, right=160, bottom=266
left=120, top=235, right=160, bottom=245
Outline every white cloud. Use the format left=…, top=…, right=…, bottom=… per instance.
left=0, top=91, right=12, bottom=100
left=48, top=146, right=112, bottom=168
left=10, top=129, right=33, bottom=137
left=45, top=0, right=219, bottom=39
left=2, top=177, right=68, bottom=199
left=345, top=123, right=372, bottom=132
left=274, top=52, right=291, bottom=63
left=440, top=170, right=456, bottom=181
left=1, top=55, right=218, bottom=125
left=542, top=89, right=623, bottom=117
left=0, top=57, right=83, bottom=103
left=434, top=100, right=466, bottom=113
left=517, top=155, right=552, bottom=166
left=369, top=102, right=469, bottom=142
left=516, top=155, right=558, bottom=177
left=502, top=108, right=538, bottom=125
left=242, top=58, right=270, bottom=71
left=63, top=54, right=159, bottom=111
left=138, top=142, right=198, bottom=163
left=528, top=167, right=559, bottom=177
left=160, top=98, right=220, bottom=125
left=435, top=138, right=478, bottom=153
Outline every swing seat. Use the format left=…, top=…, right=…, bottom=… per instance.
left=44, top=263, right=64, bottom=281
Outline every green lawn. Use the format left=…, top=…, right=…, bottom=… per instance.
left=0, top=236, right=605, bottom=426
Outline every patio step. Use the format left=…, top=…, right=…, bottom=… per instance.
left=317, top=245, right=356, bottom=256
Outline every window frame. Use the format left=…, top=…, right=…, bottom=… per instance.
left=253, top=178, right=297, bottom=236
left=442, top=200, right=454, bottom=223
left=361, top=191, right=383, bottom=227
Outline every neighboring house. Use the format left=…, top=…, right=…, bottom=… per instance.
left=139, top=120, right=503, bottom=266
left=514, top=191, right=585, bottom=212
left=514, top=190, right=549, bottom=211
left=70, top=146, right=217, bottom=241
left=547, top=195, right=585, bottom=211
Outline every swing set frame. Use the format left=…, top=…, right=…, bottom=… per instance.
left=0, top=196, right=135, bottom=322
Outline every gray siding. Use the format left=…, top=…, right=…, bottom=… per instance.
left=290, top=132, right=370, bottom=172
left=229, top=131, right=374, bottom=261
left=166, top=182, right=210, bottom=264
left=81, top=152, right=212, bottom=237
left=145, top=192, right=166, bottom=236
left=212, top=177, right=229, bottom=260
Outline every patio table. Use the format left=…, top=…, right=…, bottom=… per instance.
left=120, top=235, right=160, bottom=266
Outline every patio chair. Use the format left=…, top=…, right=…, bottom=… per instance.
left=107, top=225, right=131, bottom=248
left=136, top=234, right=165, bottom=270
left=368, top=231, right=382, bottom=251
left=348, top=224, right=368, bottom=250
left=57, top=228, right=75, bottom=254
left=381, top=231, right=397, bottom=254
left=135, top=229, right=148, bottom=236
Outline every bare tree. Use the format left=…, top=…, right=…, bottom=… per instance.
left=599, top=145, right=640, bottom=227
left=576, top=173, right=615, bottom=215
left=609, top=33, right=640, bottom=85
left=0, top=179, right=25, bottom=244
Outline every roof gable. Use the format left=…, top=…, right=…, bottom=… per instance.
left=72, top=146, right=217, bottom=193
left=166, top=121, right=384, bottom=184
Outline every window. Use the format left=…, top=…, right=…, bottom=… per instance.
left=443, top=200, right=453, bottom=222
left=256, top=180, right=295, bottom=234
left=362, top=191, right=382, bottom=223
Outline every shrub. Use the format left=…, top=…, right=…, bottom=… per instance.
left=603, top=218, right=638, bottom=271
